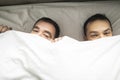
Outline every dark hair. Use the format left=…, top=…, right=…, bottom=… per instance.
left=83, top=14, right=112, bottom=36
left=33, top=17, right=60, bottom=38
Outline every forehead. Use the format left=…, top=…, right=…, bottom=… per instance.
left=35, top=21, right=56, bottom=32
left=87, top=20, right=111, bottom=32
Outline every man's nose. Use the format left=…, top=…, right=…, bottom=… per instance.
left=37, top=32, right=42, bottom=36
left=99, top=34, right=105, bottom=38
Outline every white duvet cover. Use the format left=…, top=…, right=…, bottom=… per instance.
left=0, top=31, right=120, bottom=80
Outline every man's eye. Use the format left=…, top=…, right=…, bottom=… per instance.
left=32, top=29, right=38, bottom=32
left=104, top=31, right=111, bottom=35
left=43, top=34, right=50, bottom=39
left=90, top=34, right=98, bottom=38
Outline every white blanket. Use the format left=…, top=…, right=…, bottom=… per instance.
left=0, top=31, right=120, bottom=80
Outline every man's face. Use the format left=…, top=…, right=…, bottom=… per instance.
left=86, top=20, right=113, bottom=40
left=31, top=21, right=56, bottom=40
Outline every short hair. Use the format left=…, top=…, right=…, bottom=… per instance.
left=83, top=14, right=112, bottom=36
left=33, top=17, right=60, bottom=38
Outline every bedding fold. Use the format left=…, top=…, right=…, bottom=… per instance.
left=0, top=31, right=120, bottom=80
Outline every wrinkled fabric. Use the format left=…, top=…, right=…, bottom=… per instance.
left=0, top=31, right=120, bottom=80
left=0, top=1, right=120, bottom=40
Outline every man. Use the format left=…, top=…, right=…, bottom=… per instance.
left=0, top=17, right=60, bottom=41
left=31, top=17, right=60, bottom=41
left=83, top=14, right=113, bottom=40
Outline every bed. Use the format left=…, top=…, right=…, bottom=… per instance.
left=0, top=0, right=120, bottom=80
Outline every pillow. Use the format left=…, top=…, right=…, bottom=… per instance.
left=0, top=1, right=120, bottom=40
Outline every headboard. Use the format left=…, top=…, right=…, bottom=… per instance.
left=0, top=1, right=120, bottom=41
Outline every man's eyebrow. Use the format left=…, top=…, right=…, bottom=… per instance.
left=104, top=28, right=111, bottom=32
left=89, top=31, right=98, bottom=34
left=33, top=26, right=39, bottom=29
left=44, top=31, right=52, bottom=38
